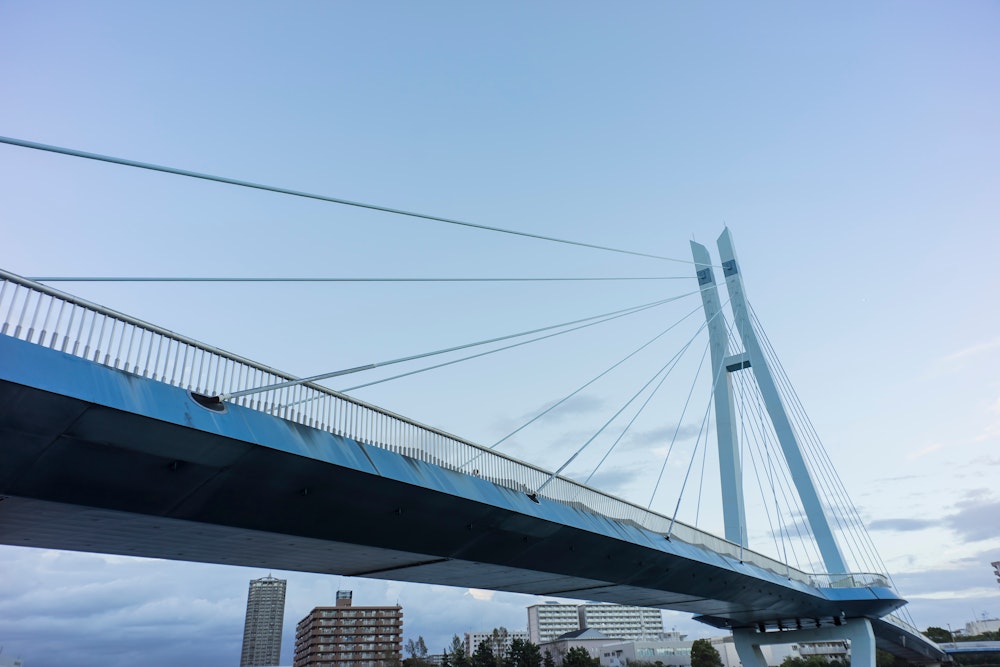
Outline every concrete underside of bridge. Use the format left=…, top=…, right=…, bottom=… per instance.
left=0, top=335, right=907, bottom=632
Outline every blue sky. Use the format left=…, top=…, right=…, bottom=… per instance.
left=1, top=2, right=999, bottom=666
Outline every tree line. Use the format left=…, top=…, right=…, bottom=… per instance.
left=403, top=632, right=728, bottom=667
left=403, top=627, right=598, bottom=667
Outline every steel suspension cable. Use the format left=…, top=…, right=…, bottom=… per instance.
left=646, top=340, right=710, bottom=510
left=730, top=332, right=757, bottom=564
left=727, top=326, right=794, bottom=562
left=746, top=305, right=866, bottom=561
left=734, top=362, right=820, bottom=572
left=727, top=321, right=819, bottom=571
left=339, top=293, right=694, bottom=394
left=731, top=302, right=848, bottom=573
left=646, top=302, right=730, bottom=509
left=666, top=350, right=729, bottom=538
left=1, top=135, right=711, bottom=266
left=761, top=392, right=793, bottom=576
left=492, top=301, right=706, bottom=451
left=735, top=373, right=786, bottom=564
left=725, top=341, right=809, bottom=569
left=763, top=340, right=873, bottom=574
left=749, top=304, right=888, bottom=579
left=750, top=304, right=888, bottom=577
left=694, top=400, right=713, bottom=526
left=750, top=382, right=826, bottom=570
left=268, top=292, right=691, bottom=415
left=533, top=321, right=717, bottom=499
left=217, top=293, right=689, bottom=401
left=29, top=275, right=694, bottom=283
left=581, top=334, right=708, bottom=487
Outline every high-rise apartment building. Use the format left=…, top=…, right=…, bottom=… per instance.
left=527, top=601, right=664, bottom=644
left=240, top=575, right=287, bottom=667
left=577, top=603, right=662, bottom=641
left=293, top=590, right=403, bottom=667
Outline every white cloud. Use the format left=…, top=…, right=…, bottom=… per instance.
left=972, top=396, right=1000, bottom=442
left=908, top=587, right=1000, bottom=601
left=941, top=337, right=1000, bottom=365
left=465, top=588, right=496, bottom=602
left=906, top=443, right=946, bottom=461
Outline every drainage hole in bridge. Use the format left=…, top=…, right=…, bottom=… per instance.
left=190, top=391, right=227, bottom=414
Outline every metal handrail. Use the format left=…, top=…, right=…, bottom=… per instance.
left=0, top=268, right=889, bottom=591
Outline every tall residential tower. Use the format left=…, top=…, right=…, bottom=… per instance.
left=240, top=575, right=287, bottom=667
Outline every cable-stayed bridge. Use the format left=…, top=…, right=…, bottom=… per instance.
left=0, top=231, right=945, bottom=667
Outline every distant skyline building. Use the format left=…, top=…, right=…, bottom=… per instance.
left=465, top=629, right=529, bottom=656
left=539, top=628, right=612, bottom=664
left=293, top=589, right=403, bottom=667
left=527, top=601, right=665, bottom=644
left=578, top=603, right=663, bottom=641
left=528, top=602, right=581, bottom=644
left=964, top=616, right=1000, bottom=636
left=240, top=575, right=288, bottom=667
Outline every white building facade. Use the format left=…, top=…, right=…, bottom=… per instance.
left=465, top=630, right=529, bottom=656
left=965, top=618, right=1000, bottom=636
left=528, top=602, right=665, bottom=645
left=579, top=604, right=664, bottom=641
left=528, top=603, right=583, bottom=644
left=540, top=629, right=613, bottom=664
left=599, top=636, right=694, bottom=667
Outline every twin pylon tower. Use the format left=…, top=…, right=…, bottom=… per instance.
left=693, top=230, right=876, bottom=667
left=691, top=229, right=848, bottom=576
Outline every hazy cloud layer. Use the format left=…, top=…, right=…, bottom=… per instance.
left=581, top=462, right=648, bottom=494
left=890, top=548, right=1000, bottom=598
left=869, top=518, right=938, bottom=532
left=622, top=423, right=701, bottom=450
left=944, top=491, right=1000, bottom=542
left=0, top=549, right=246, bottom=667
left=515, top=394, right=607, bottom=425
left=0, top=546, right=557, bottom=667
left=941, top=337, right=1000, bottom=365
left=867, top=490, right=999, bottom=544
left=970, top=455, right=1000, bottom=467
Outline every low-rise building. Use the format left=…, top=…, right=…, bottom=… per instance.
left=793, top=640, right=849, bottom=660
left=465, top=629, right=529, bottom=656
left=711, top=635, right=841, bottom=667
left=599, top=636, right=694, bottom=667
left=541, top=628, right=613, bottom=664
left=965, top=618, right=1000, bottom=636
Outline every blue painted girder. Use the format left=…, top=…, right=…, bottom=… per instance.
left=0, top=335, right=905, bottom=627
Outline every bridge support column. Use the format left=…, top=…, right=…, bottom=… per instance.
left=733, top=618, right=875, bottom=667
left=691, top=239, right=747, bottom=548
left=716, top=227, right=848, bottom=575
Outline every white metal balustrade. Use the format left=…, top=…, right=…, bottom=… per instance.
left=0, top=268, right=889, bottom=591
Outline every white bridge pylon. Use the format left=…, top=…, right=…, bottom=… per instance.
left=691, top=228, right=847, bottom=575
left=693, top=229, right=871, bottom=667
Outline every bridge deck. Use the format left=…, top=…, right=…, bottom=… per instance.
left=0, top=334, right=904, bottom=628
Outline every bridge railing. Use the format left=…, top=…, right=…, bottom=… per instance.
left=0, top=269, right=886, bottom=592
left=882, top=613, right=929, bottom=638
left=811, top=573, right=890, bottom=588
